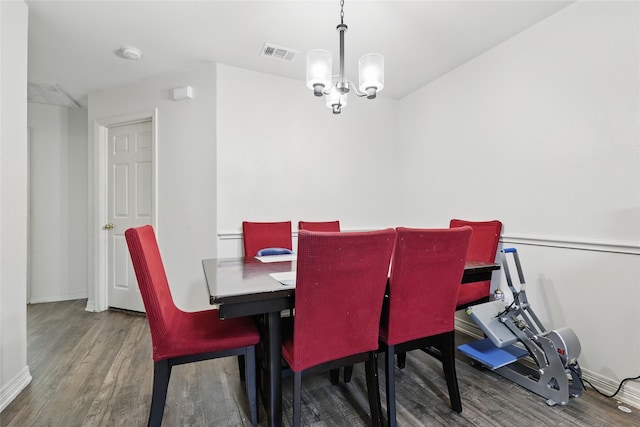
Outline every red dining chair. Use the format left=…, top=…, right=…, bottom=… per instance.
left=380, top=226, right=472, bottom=426
left=450, top=219, right=502, bottom=310
left=297, top=220, right=341, bottom=232
left=242, top=221, right=293, bottom=257
left=298, top=220, right=344, bottom=383
left=395, top=219, right=502, bottom=372
left=281, top=229, right=396, bottom=427
left=125, top=225, right=259, bottom=427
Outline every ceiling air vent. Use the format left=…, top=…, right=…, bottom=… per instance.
left=261, top=43, right=298, bottom=62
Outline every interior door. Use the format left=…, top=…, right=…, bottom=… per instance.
left=106, top=120, right=152, bottom=312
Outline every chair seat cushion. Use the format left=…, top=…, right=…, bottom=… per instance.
left=280, top=298, right=369, bottom=373
left=153, top=309, right=259, bottom=361
left=456, top=281, right=490, bottom=307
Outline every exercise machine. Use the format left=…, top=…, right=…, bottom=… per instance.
left=458, top=247, right=583, bottom=406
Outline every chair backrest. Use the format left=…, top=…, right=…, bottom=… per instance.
left=381, top=226, right=472, bottom=345
left=449, top=219, right=502, bottom=263
left=125, top=225, right=180, bottom=361
left=242, top=221, right=292, bottom=257
left=298, top=220, right=341, bottom=232
left=291, top=229, right=396, bottom=371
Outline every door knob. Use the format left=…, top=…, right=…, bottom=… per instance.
left=104, top=223, right=114, bottom=230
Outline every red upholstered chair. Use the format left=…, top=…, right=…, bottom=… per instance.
left=450, top=219, right=502, bottom=310
left=242, top=221, right=293, bottom=257
left=297, top=220, right=341, bottom=232
left=299, top=220, right=345, bottom=383
left=380, top=226, right=472, bottom=426
left=281, top=229, right=396, bottom=427
left=395, top=219, right=502, bottom=371
left=125, top=225, right=259, bottom=427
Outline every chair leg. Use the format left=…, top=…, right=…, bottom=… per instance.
left=385, top=345, right=397, bottom=427
left=331, top=366, right=353, bottom=383
left=149, top=360, right=171, bottom=427
left=396, top=352, right=406, bottom=369
left=293, top=371, right=302, bottom=427
left=344, top=365, right=353, bottom=383
left=440, top=332, right=462, bottom=413
left=245, top=346, right=258, bottom=426
left=330, top=369, right=339, bottom=385
left=365, top=351, right=383, bottom=427
left=237, top=354, right=246, bottom=382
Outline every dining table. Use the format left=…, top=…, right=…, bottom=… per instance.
left=202, top=255, right=500, bottom=427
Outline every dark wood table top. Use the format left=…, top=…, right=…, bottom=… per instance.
left=203, top=256, right=500, bottom=313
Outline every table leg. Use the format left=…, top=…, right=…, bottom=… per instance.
left=267, top=311, right=282, bottom=427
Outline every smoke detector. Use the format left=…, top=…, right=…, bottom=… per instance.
left=120, top=46, right=142, bottom=60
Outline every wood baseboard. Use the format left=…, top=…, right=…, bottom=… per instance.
left=0, top=366, right=32, bottom=412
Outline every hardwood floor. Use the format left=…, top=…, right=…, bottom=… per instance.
left=1, top=299, right=638, bottom=426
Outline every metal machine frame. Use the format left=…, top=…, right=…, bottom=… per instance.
left=459, top=248, right=583, bottom=406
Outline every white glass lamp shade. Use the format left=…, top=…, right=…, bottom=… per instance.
left=306, top=49, right=332, bottom=96
left=358, top=53, right=384, bottom=99
left=326, top=88, right=348, bottom=114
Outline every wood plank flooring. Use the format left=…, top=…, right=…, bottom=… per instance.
left=1, top=299, right=638, bottom=426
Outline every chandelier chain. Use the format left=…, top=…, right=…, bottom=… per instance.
left=340, top=0, right=344, bottom=24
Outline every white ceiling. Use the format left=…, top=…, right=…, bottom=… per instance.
left=25, top=0, right=574, bottom=107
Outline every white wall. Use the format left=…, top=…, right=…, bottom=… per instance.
left=88, top=64, right=218, bottom=312
left=398, top=1, right=640, bottom=403
left=16, top=0, right=637, bottom=409
left=28, top=104, right=88, bottom=303
left=398, top=1, right=639, bottom=243
left=0, top=0, right=31, bottom=412
left=216, top=64, right=399, bottom=257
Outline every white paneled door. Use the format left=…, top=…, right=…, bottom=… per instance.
left=106, top=120, right=153, bottom=312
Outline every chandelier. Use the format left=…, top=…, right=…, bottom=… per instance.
left=306, top=0, right=384, bottom=114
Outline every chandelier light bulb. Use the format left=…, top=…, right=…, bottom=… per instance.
left=326, top=88, right=348, bottom=114
left=306, top=50, right=332, bottom=96
left=358, top=53, right=384, bottom=99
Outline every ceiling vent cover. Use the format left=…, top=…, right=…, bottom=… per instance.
left=261, top=43, right=298, bottom=62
